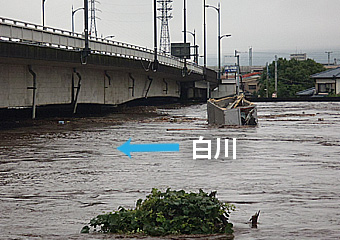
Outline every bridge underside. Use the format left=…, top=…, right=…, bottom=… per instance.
left=0, top=41, right=217, bottom=117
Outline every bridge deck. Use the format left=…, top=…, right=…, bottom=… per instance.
left=0, top=17, right=205, bottom=75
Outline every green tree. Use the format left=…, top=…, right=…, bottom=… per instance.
left=257, top=58, right=325, bottom=98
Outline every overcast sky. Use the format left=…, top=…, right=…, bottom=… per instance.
left=1, top=0, right=340, bottom=64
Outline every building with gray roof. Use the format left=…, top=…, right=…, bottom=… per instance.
left=311, top=67, right=340, bottom=95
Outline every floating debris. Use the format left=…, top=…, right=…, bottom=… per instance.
left=250, top=210, right=260, bottom=228
left=208, top=95, right=257, bottom=126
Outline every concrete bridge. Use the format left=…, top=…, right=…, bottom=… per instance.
left=0, top=17, right=217, bottom=118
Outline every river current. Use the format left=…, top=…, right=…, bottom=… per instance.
left=0, top=102, right=339, bottom=239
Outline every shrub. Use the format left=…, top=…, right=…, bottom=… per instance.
left=82, top=188, right=235, bottom=236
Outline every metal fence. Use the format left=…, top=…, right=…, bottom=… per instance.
left=0, top=17, right=203, bottom=74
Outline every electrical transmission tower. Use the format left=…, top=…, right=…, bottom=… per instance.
left=89, top=0, right=100, bottom=38
left=157, top=0, right=173, bottom=54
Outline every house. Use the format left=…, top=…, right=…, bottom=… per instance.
left=241, top=72, right=261, bottom=96
left=311, top=67, right=340, bottom=95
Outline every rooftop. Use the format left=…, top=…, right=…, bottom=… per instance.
left=311, top=67, right=340, bottom=79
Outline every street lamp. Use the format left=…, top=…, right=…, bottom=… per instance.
left=203, top=0, right=208, bottom=98
left=220, top=34, right=232, bottom=39
left=153, top=0, right=158, bottom=71
left=183, top=0, right=188, bottom=74
left=72, top=5, right=84, bottom=35
left=235, top=50, right=241, bottom=95
left=182, top=29, right=198, bottom=63
left=104, top=35, right=115, bottom=40
left=206, top=3, right=223, bottom=83
left=220, top=34, right=231, bottom=82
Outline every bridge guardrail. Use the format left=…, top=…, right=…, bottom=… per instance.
left=0, top=17, right=203, bottom=74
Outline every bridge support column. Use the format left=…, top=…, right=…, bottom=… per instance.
left=73, top=68, right=82, bottom=114
left=27, top=65, right=37, bottom=119
left=104, top=70, right=111, bottom=104
left=163, top=78, right=168, bottom=94
left=144, top=76, right=153, bottom=98
left=128, top=73, right=135, bottom=97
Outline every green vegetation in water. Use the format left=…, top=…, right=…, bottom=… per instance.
left=81, top=188, right=235, bottom=237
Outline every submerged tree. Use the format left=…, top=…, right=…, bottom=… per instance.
left=81, top=188, right=235, bottom=237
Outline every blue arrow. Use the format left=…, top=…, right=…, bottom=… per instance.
left=117, top=138, right=180, bottom=158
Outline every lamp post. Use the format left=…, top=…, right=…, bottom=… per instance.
left=42, top=0, right=46, bottom=27
left=153, top=0, right=158, bottom=71
left=72, top=5, right=84, bottom=35
left=183, top=0, right=188, bottom=74
left=203, top=0, right=209, bottom=98
left=219, top=34, right=231, bottom=82
left=235, top=50, right=241, bottom=95
left=205, top=3, right=221, bottom=83
left=182, top=29, right=198, bottom=63
left=81, top=0, right=90, bottom=64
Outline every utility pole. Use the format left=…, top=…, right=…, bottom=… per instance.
left=275, top=55, right=278, bottom=96
left=235, top=50, right=240, bottom=95
left=203, top=0, right=209, bottom=99
left=192, top=29, right=197, bottom=63
left=325, top=51, right=333, bottom=65
left=153, top=0, right=159, bottom=71
left=183, top=0, right=186, bottom=48
left=266, top=62, right=269, bottom=98
left=183, top=0, right=187, bottom=73
left=194, top=29, right=198, bottom=64
left=81, top=0, right=90, bottom=64
left=218, top=2, right=221, bottom=84
left=42, top=0, right=46, bottom=27
left=72, top=5, right=74, bottom=33
left=84, top=0, right=89, bottom=51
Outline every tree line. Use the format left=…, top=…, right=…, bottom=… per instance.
left=254, top=58, right=325, bottom=98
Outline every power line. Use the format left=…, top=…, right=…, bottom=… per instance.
left=100, top=2, right=150, bottom=7
left=101, top=10, right=151, bottom=15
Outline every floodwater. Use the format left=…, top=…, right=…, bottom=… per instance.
left=0, top=102, right=340, bottom=240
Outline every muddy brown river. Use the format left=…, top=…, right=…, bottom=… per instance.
left=0, top=102, right=340, bottom=239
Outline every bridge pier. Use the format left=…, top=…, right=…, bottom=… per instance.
left=72, top=68, right=82, bottom=114
left=27, top=65, right=37, bottom=119
left=0, top=60, right=185, bottom=118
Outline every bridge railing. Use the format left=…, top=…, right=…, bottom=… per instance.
left=0, top=17, right=203, bottom=74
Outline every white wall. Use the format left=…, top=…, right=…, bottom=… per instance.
left=0, top=62, right=180, bottom=109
